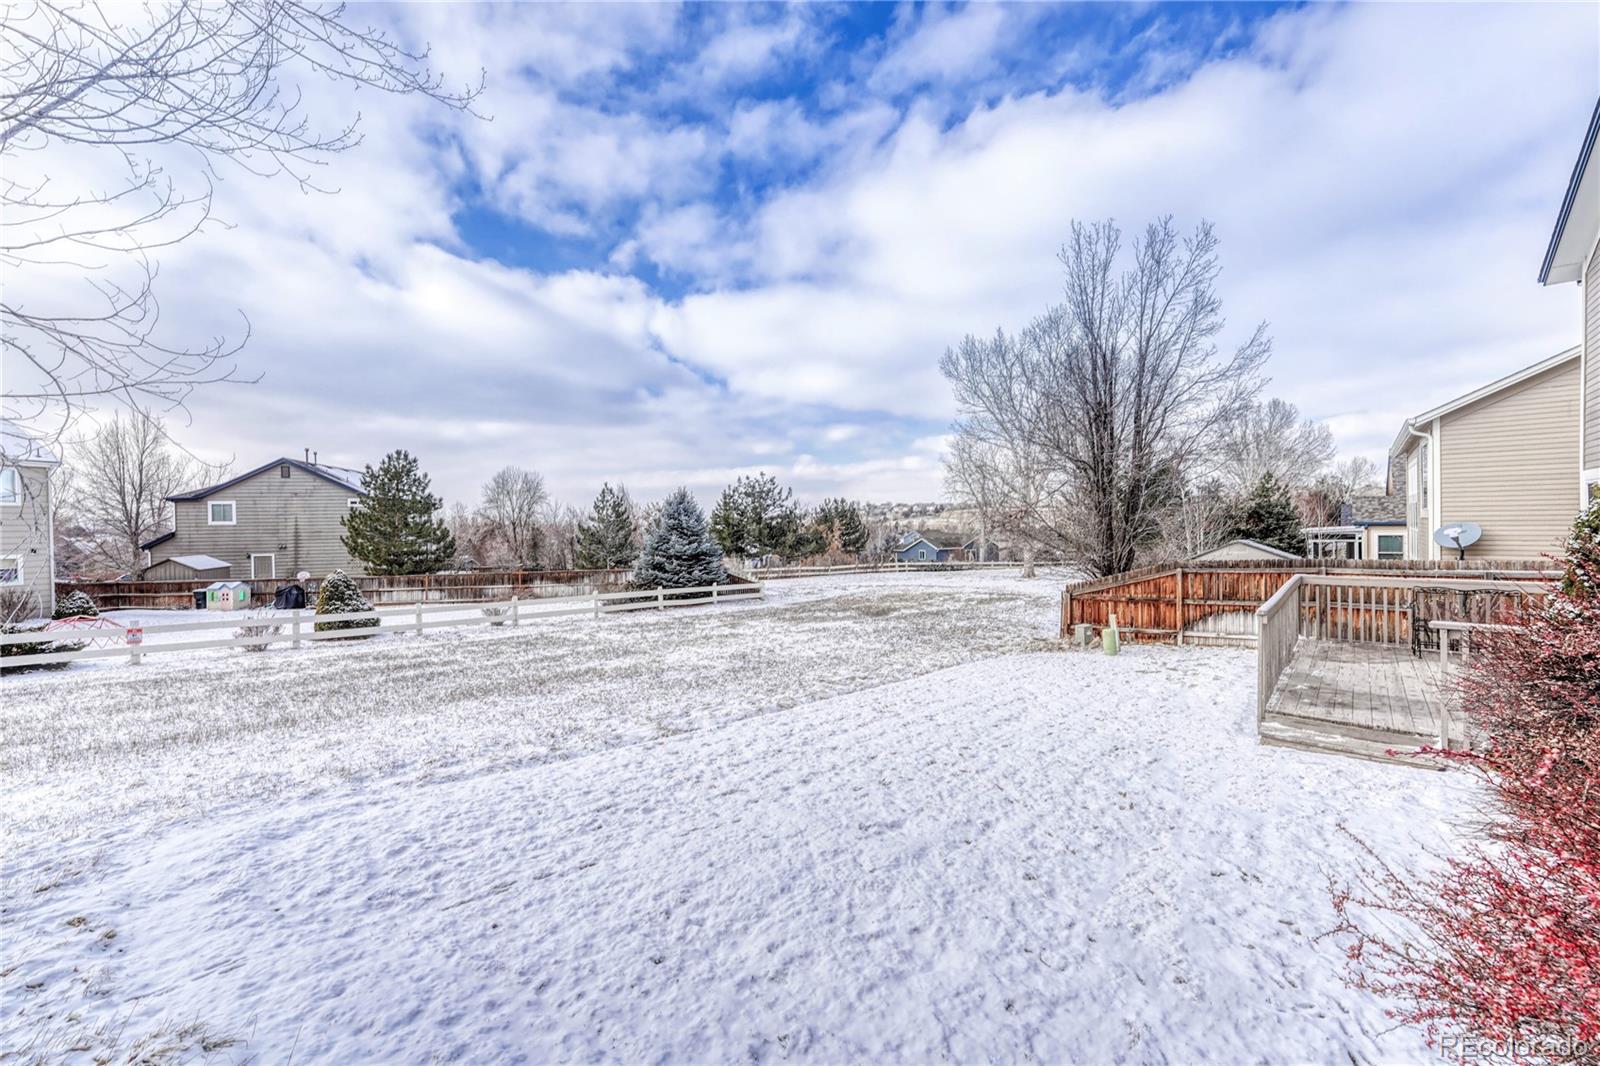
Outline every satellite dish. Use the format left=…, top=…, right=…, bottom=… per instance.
left=1433, top=522, right=1482, bottom=559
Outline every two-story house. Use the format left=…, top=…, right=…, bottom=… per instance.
left=141, top=456, right=366, bottom=581
left=0, top=422, right=59, bottom=617
left=1378, top=95, right=1599, bottom=563
left=1540, top=95, right=1600, bottom=503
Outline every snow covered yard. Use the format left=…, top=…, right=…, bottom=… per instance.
left=1, top=570, right=1467, bottom=1063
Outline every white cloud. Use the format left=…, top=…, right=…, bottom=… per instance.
left=13, top=2, right=1596, bottom=513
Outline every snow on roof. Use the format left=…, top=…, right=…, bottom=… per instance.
left=0, top=421, right=60, bottom=466
left=169, top=555, right=233, bottom=571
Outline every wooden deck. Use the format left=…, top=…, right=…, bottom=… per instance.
left=1260, top=640, right=1453, bottom=766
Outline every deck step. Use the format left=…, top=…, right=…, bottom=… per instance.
left=1258, top=715, right=1447, bottom=770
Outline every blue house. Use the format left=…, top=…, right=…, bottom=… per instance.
left=892, top=531, right=958, bottom=562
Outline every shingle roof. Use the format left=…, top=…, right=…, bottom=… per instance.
left=1345, top=494, right=1406, bottom=525
left=0, top=421, right=60, bottom=465
left=168, top=457, right=363, bottom=500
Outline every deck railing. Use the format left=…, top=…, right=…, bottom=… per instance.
left=1255, top=575, right=1303, bottom=723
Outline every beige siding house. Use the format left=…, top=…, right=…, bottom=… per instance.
left=0, top=424, right=59, bottom=618
left=1388, top=348, right=1580, bottom=562
left=1540, top=96, right=1600, bottom=500
left=142, top=457, right=366, bottom=580
left=1191, top=538, right=1299, bottom=562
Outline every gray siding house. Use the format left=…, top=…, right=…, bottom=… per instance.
left=0, top=423, right=59, bottom=617
left=142, top=457, right=366, bottom=580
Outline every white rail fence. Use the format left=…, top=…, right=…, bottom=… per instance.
left=745, top=560, right=1026, bottom=580
left=0, top=583, right=764, bottom=671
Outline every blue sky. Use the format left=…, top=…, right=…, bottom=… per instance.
left=58, top=1, right=1600, bottom=507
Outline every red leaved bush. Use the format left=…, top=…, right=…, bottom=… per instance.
left=1329, top=503, right=1600, bottom=1062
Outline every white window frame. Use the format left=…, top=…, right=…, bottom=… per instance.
left=0, top=555, right=21, bottom=586
left=0, top=468, right=18, bottom=506
left=348, top=498, right=361, bottom=509
left=1376, top=533, right=1405, bottom=561
left=207, top=500, right=237, bottom=525
left=249, top=553, right=275, bottom=579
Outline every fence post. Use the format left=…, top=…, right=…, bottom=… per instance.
left=712, top=585, right=720, bottom=605
left=593, top=594, right=600, bottom=620
left=511, top=595, right=520, bottom=627
left=292, top=609, right=302, bottom=649
left=657, top=589, right=664, bottom=611
left=415, top=601, right=423, bottom=636
left=1174, top=567, right=1184, bottom=646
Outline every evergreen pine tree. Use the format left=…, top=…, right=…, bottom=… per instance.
left=314, top=570, right=378, bottom=634
left=52, top=590, right=100, bottom=619
left=634, top=487, right=727, bottom=589
left=576, top=482, right=639, bottom=570
left=1231, top=474, right=1304, bottom=556
left=709, top=473, right=795, bottom=558
left=817, top=497, right=868, bottom=555
left=341, top=450, right=456, bottom=575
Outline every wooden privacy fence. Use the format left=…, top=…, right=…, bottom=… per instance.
left=1063, top=558, right=1556, bottom=647
left=2, top=582, right=763, bottom=672
left=57, top=568, right=634, bottom=610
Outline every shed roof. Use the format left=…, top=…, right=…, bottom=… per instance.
left=1193, top=538, right=1299, bottom=561
left=169, top=554, right=233, bottom=571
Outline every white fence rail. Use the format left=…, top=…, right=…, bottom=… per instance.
left=746, top=561, right=1026, bottom=580
left=1, top=583, right=763, bottom=671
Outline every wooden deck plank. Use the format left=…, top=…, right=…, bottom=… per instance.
left=1264, top=640, right=1446, bottom=750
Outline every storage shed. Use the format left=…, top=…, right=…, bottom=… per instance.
left=1190, top=539, right=1300, bottom=563
left=144, top=554, right=233, bottom=582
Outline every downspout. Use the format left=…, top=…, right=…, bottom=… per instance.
left=1404, top=421, right=1433, bottom=561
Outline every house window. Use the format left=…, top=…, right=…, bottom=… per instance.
left=250, top=553, right=275, bottom=579
left=208, top=500, right=237, bottom=525
left=0, top=556, right=20, bottom=586
left=348, top=498, right=360, bottom=509
left=1377, top=534, right=1404, bottom=561
left=280, top=464, right=291, bottom=478
left=0, top=468, right=17, bottom=505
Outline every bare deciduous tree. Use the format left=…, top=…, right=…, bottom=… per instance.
left=1216, top=398, right=1337, bottom=494
left=0, top=1, right=482, bottom=447
left=478, top=467, right=547, bottom=569
left=1029, top=218, right=1268, bottom=576
left=73, top=411, right=227, bottom=575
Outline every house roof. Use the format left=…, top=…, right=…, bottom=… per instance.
left=1344, top=494, right=1406, bottom=526
left=168, top=456, right=364, bottom=501
left=0, top=421, right=60, bottom=466
left=168, top=554, right=232, bottom=571
left=1387, top=346, right=1582, bottom=457
left=139, top=530, right=177, bottom=551
left=1539, top=96, right=1600, bottom=285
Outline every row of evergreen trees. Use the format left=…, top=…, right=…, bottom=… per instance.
left=708, top=473, right=867, bottom=561
left=341, top=456, right=871, bottom=587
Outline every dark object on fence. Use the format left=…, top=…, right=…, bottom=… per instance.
left=192, top=588, right=208, bottom=610
left=273, top=584, right=307, bottom=610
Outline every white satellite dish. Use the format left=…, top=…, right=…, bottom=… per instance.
left=1432, top=521, right=1482, bottom=559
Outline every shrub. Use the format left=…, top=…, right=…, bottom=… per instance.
left=0, top=589, right=42, bottom=624
left=233, top=611, right=283, bottom=652
left=1330, top=500, right=1600, bottom=1058
left=52, top=589, right=100, bottom=619
left=482, top=605, right=508, bottom=626
left=314, top=571, right=378, bottom=636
